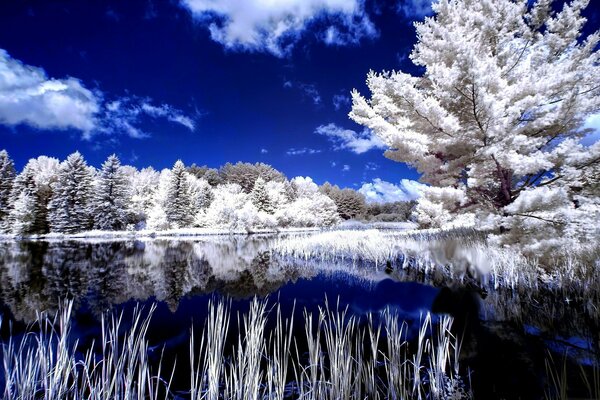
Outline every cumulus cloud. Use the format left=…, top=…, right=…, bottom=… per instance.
left=260, top=148, right=269, bottom=154
left=316, top=123, right=386, bottom=154
left=287, top=147, right=322, bottom=156
left=0, top=49, right=100, bottom=134
left=359, top=178, right=426, bottom=203
left=180, top=0, right=377, bottom=57
left=0, top=49, right=195, bottom=139
left=397, top=0, right=433, bottom=19
left=342, top=164, right=350, bottom=171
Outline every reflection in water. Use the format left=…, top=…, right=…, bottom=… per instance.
left=0, top=237, right=306, bottom=321
left=0, top=236, right=598, bottom=399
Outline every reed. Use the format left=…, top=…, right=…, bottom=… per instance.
left=1, top=298, right=470, bottom=399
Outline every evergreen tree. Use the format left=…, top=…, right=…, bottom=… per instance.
left=8, top=166, right=37, bottom=235
left=251, top=177, right=274, bottom=213
left=165, top=160, right=193, bottom=228
left=7, top=157, right=59, bottom=235
left=93, top=154, right=130, bottom=230
left=48, top=152, right=94, bottom=233
left=0, top=150, right=16, bottom=231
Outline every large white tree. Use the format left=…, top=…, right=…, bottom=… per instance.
left=350, top=0, right=600, bottom=255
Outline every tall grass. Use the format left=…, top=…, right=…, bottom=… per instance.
left=272, top=228, right=600, bottom=298
left=1, top=302, right=172, bottom=400
left=1, top=298, right=470, bottom=399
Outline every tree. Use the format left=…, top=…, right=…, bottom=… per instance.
left=333, top=188, right=367, bottom=220
left=220, top=162, right=286, bottom=192
left=93, top=155, right=130, bottom=230
left=251, top=177, right=274, bottom=213
left=350, top=0, right=600, bottom=255
left=320, top=182, right=366, bottom=220
left=165, top=160, right=193, bottom=228
left=129, top=167, right=160, bottom=228
left=8, top=166, right=37, bottom=235
left=0, top=150, right=16, bottom=231
left=48, top=152, right=95, bottom=233
left=7, top=156, right=60, bottom=234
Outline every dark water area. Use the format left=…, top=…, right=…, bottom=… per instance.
left=0, top=236, right=598, bottom=399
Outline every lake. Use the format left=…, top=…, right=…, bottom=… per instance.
left=0, top=234, right=598, bottom=399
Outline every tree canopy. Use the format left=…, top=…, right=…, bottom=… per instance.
left=350, top=0, right=600, bottom=255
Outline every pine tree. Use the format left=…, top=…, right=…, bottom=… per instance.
left=93, top=154, right=130, bottom=230
left=0, top=150, right=16, bottom=231
left=8, top=166, right=37, bottom=235
left=48, top=152, right=94, bottom=233
left=251, top=177, right=274, bottom=213
left=165, top=160, right=193, bottom=228
left=6, top=157, right=59, bottom=235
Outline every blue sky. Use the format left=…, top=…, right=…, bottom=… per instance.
left=0, top=0, right=599, bottom=193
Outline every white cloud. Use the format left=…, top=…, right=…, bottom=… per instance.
left=359, top=178, right=426, bottom=203
left=332, top=93, right=351, bottom=111
left=287, top=147, right=322, bottom=155
left=140, top=103, right=195, bottom=130
left=0, top=49, right=196, bottom=140
left=330, top=161, right=337, bottom=167
left=581, top=113, right=600, bottom=146
left=365, top=162, right=379, bottom=171
left=0, top=49, right=100, bottom=134
left=261, top=148, right=269, bottom=154
left=102, top=98, right=195, bottom=139
left=397, top=0, right=433, bottom=19
left=180, top=0, right=377, bottom=57
left=342, top=164, right=350, bottom=171
left=316, top=123, right=386, bottom=154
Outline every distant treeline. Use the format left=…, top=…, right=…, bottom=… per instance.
left=0, top=150, right=415, bottom=234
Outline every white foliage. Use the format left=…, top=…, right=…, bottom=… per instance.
left=349, top=0, right=600, bottom=256
left=291, top=176, right=319, bottom=198
left=146, top=169, right=172, bottom=230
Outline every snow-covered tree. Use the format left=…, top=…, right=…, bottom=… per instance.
left=48, top=152, right=95, bottom=233
left=0, top=150, right=16, bottom=230
left=92, top=155, right=130, bottom=230
left=165, top=160, right=193, bottom=229
left=251, top=177, right=274, bottom=213
left=350, top=0, right=600, bottom=255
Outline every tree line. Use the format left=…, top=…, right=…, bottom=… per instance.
left=0, top=150, right=414, bottom=235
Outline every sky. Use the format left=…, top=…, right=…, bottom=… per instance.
left=0, top=0, right=599, bottom=202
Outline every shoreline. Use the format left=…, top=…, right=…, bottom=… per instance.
left=0, top=221, right=419, bottom=242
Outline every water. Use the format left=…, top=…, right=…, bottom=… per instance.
left=0, top=235, right=598, bottom=399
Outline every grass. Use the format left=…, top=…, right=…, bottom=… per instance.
left=272, top=228, right=600, bottom=298
left=1, top=298, right=470, bottom=400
